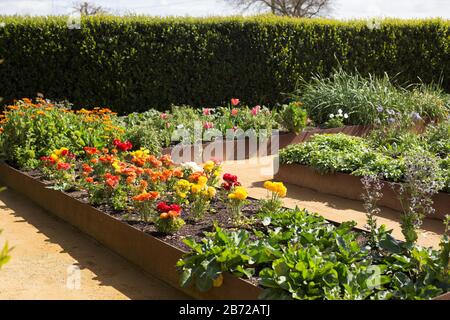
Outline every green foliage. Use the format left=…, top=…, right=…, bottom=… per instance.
left=178, top=208, right=449, bottom=299
left=0, top=230, right=11, bottom=270
left=279, top=132, right=449, bottom=188
left=1, top=16, right=450, bottom=112
left=295, top=68, right=450, bottom=126
left=0, top=99, right=124, bottom=169
left=277, top=102, right=308, bottom=133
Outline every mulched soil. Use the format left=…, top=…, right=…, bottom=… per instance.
left=24, top=168, right=263, bottom=253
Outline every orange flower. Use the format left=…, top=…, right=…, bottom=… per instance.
left=173, top=168, right=183, bottom=178
left=160, top=154, right=174, bottom=167
left=126, top=175, right=136, bottom=185
left=133, top=191, right=159, bottom=202
left=104, top=173, right=120, bottom=189
left=139, top=179, right=148, bottom=191
left=85, top=177, right=94, bottom=183
left=84, top=147, right=99, bottom=156
left=82, top=163, right=93, bottom=173
left=189, top=171, right=205, bottom=183
left=90, top=158, right=99, bottom=164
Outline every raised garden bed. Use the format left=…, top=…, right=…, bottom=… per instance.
left=1, top=162, right=449, bottom=300
left=162, top=125, right=371, bottom=163
left=0, top=162, right=262, bottom=300
left=273, top=163, right=449, bottom=221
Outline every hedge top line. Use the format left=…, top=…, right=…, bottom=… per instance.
left=1, top=15, right=450, bottom=27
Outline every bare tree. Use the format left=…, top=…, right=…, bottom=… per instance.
left=227, top=0, right=331, bottom=17
left=72, top=1, right=108, bottom=16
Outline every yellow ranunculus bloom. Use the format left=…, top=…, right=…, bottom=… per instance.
left=264, top=181, right=287, bottom=197
left=207, top=186, right=216, bottom=198
left=191, top=184, right=202, bottom=194
left=197, top=175, right=208, bottom=187
left=203, top=160, right=215, bottom=172
left=228, top=186, right=248, bottom=201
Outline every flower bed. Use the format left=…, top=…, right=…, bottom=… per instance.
left=274, top=164, right=449, bottom=220
left=0, top=140, right=449, bottom=300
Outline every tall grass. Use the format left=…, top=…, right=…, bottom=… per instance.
left=293, top=68, right=450, bottom=126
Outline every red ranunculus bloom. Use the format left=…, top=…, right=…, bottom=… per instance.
left=113, top=139, right=133, bottom=152
left=223, top=173, right=238, bottom=183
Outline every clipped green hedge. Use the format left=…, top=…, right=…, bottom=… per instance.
left=0, top=16, right=449, bottom=113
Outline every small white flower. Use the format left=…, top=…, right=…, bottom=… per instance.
left=0, top=22, right=5, bottom=28
left=329, top=114, right=334, bottom=118
left=177, top=124, right=184, bottom=129
left=181, top=162, right=203, bottom=173
left=344, top=113, right=349, bottom=119
left=338, top=109, right=343, bottom=114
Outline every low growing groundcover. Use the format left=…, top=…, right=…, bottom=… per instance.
left=279, top=128, right=450, bottom=193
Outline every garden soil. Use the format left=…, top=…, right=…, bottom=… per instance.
left=0, top=189, right=188, bottom=300
left=222, top=156, right=445, bottom=249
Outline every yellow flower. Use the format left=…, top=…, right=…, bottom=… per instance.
left=50, top=154, right=59, bottom=162
left=207, top=186, right=216, bottom=198
left=197, top=175, right=208, bottom=187
left=203, top=160, right=215, bottom=172
left=264, top=181, right=287, bottom=197
left=54, top=147, right=69, bottom=157
left=191, top=184, right=202, bottom=194
left=228, top=186, right=248, bottom=201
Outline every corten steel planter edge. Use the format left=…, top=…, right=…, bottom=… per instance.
left=274, top=163, right=449, bottom=221
left=0, top=162, right=262, bottom=300
left=1, top=162, right=447, bottom=300
left=161, top=125, right=372, bottom=163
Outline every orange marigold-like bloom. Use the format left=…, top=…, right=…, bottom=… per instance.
left=82, top=163, right=93, bottom=173
left=159, top=154, right=174, bottom=167
left=85, top=177, right=94, bottom=183
left=173, top=168, right=183, bottom=178
left=84, top=147, right=99, bottom=156
left=189, top=171, right=205, bottom=183
left=132, top=191, right=159, bottom=202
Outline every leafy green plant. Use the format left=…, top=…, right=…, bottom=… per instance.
left=178, top=207, right=449, bottom=300
left=277, top=102, right=308, bottom=134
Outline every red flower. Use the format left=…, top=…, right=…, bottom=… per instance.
left=223, top=173, right=238, bottom=183
left=222, top=182, right=231, bottom=191
left=113, top=139, right=133, bottom=152
left=203, top=108, right=211, bottom=116
left=157, top=202, right=181, bottom=214
left=231, top=108, right=238, bottom=116
left=231, top=98, right=240, bottom=106
left=40, top=156, right=56, bottom=165
left=57, top=162, right=71, bottom=171
left=157, top=201, right=171, bottom=213
left=161, top=113, right=168, bottom=120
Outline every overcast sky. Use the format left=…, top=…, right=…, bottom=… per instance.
left=0, top=0, right=449, bottom=19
